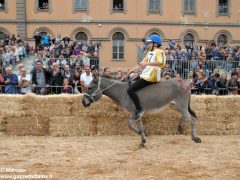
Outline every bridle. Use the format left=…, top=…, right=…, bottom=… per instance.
left=83, top=77, right=118, bottom=102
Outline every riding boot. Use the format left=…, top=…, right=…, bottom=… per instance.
left=134, top=109, right=144, bottom=121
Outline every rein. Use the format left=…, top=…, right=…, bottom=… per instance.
left=83, top=66, right=142, bottom=101
left=83, top=77, right=118, bottom=102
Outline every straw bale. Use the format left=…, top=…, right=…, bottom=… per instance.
left=5, top=116, right=49, bottom=136
left=0, top=94, right=239, bottom=136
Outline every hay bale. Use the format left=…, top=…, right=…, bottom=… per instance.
left=0, top=94, right=239, bottom=136
left=5, top=116, right=49, bottom=136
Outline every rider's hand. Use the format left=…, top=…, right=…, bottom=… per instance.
left=139, top=62, right=149, bottom=68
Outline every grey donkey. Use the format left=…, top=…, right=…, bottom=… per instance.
left=82, top=76, right=201, bottom=147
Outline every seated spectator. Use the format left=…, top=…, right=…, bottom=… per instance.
left=18, top=67, right=32, bottom=94
left=80, top=66, right=93, bottom=93
left=193, top=73, right=208, bottom=94
left=3, top=66, right=18, bottom=94
left=226, top=71, right=240, bottom=95
left=207, top=73, right=224, bottom=95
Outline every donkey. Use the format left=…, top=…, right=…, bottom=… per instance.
left=82, top=76, right=201, bottom=147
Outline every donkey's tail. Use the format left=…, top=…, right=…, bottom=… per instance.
left=188, top=95, right=197, bottom=118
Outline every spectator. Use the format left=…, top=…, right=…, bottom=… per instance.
left=226, top=71, right=240, bottom=95
left=114, top=70, right=123, bottom=80
left=32, top=60, right=50, bottom=94
left=18, top=67, right=32, bottom=94
left=49, top=62, right=63, bottom=94
left=62, top=64, right=73, bottom=81
left=3, top=66, right=18, bottom=94
left=168, top=39, right=176, bottom=50
left=63, top=78, right=73, bottom=94
left=194, top=73, right=208, bottom=94
left=80, top=66, right=93, bottom=92
left=103, top=67, right=113, bottom=78
left=72, top=70, right=81, bottom=94
left=33, top=32, right=42, bottom=53
left=207, top=73, right=224, bottom=95
left=0, top=67, right=4, bottom=93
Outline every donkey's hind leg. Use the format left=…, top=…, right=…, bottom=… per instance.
left=182, top=110, right=201, bottom=143
left=178, top=116, right=185, bottom=135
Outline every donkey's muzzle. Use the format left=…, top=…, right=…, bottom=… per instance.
left=82, top=97, right=91, bottom=107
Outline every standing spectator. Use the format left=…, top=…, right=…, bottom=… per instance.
left=72, top=70, right=81, bottom=94
left=62, top=64, right=73, bottom=81
left=49, top=63, right=63, bottom=94
left=168, top=39, right=176, bottom=50
left=80, top=66, right=93, bottom=92
left=3, top=66, right=18, bottom=94
left=4, top=34, right=10, bottom=45
left=41, top=34, right=50, bottom=47
left=32, top=60, right=50, bottom=94
left=114, top=70, right=123, bottom=80
left=11, top=34, right=16, bottom=42
left=33, top=32, right=42, bottom=53
left=103, top=67, right=113, bottom=78
left=18, top=67, right=32, bottom=94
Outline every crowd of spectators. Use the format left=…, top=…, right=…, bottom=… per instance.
left=0, top=34, right=239, bottom=95
left=0, top=34, right=31, bottom=71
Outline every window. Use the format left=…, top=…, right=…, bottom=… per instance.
left=0, top=0, right=5, bottom=10
left=148, top=0, right=160, bottom=12
left=38, top=0, right=49, bottom=10
left=76, top=0, right=87, bottom=10
left=184, top=0, right=196, bottom=15
left=184, top=33, right=194, bottom=48
left=75, top=32, right=88, bottom=41
left=217, top=34, right=228, bottom=47
left=112, top=32, right=124, bottom=60
left=218, top=0, right=229, bottom=14
left=0, top=32, right=6, bottom=40
left=113, top=0, right=124, bottom=11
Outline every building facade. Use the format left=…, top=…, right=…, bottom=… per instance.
left=0, top=0, right=240, bottom=70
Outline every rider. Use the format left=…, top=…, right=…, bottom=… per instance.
left=127, top=34, right=166, bottom=120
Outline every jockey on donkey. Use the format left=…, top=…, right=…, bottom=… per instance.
left=82, top=34, right=201, bottom=147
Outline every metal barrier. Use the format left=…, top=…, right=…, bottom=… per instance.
left=0, top=85, right=74, bottom=95
left=166, top=59, right=240, bottom=79
left=0, top=85, right=239, bottom=96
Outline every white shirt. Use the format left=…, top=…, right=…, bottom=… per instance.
left=80, top=72, right=93, bottom=86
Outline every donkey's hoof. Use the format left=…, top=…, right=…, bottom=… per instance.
left=139, top=142, right=145, bottom=148
left=178, top=125, right=184, bottom=134
left=192, top=137, right=202, bottom=143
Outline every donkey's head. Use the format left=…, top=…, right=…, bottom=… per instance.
left=82, top=76, right=103, bottom=107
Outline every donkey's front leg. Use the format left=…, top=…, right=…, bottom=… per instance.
left=136, top=119, right=146, bottom=148
left=128, top=115, right=140, bottom=134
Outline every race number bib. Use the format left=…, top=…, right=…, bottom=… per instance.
left=148, top=51, right=156, bottom=63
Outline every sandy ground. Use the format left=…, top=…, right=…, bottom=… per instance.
left=0, top=135, right=239, bottom=180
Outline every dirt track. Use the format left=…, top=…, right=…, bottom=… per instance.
left=0, top=135, right=239, bottom=180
